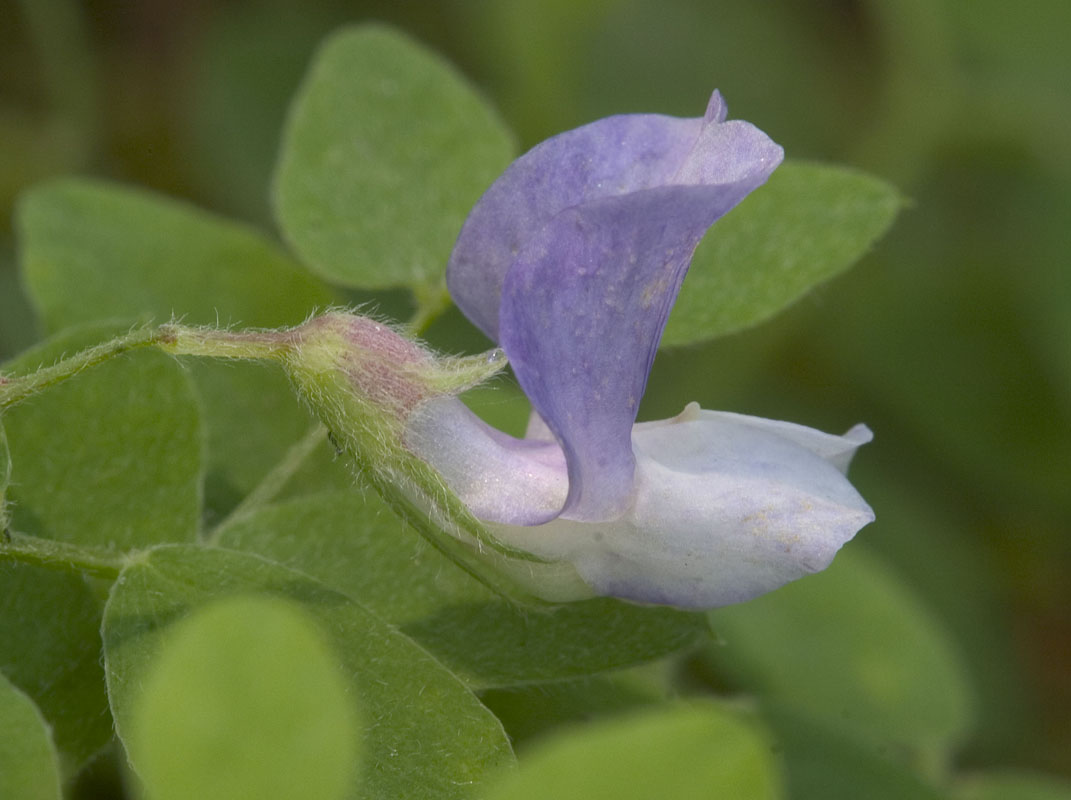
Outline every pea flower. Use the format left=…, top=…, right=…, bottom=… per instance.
left=401, top=91, right=874, bottom=609
left=255, top=91, right=872, bottom=609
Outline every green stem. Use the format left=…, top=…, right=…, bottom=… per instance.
left=156, top=323, right=294, bottom=361
left=0, top=323, right=294, bottom=414
left=0, top=532, right=125, bottom=580
left=407, top=281, right=453, bottom=336
left=209, top=422, right=329, bottom=541
left=0, top=326, right=161, bottom=411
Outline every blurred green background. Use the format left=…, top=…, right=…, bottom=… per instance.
left=1, top=0, right=1068, bottom=783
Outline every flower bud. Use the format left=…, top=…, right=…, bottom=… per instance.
left=161, top=311, right=583, bottom=603
left=284, top=314, right=455, bottom=449
left=278, top=311, right=487, bottom=488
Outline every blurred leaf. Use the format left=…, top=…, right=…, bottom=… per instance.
left=0, top=113, right=89, bottom=223
left=851, top=0, right=958, bottom=182
left=955, top=770, right=1071, bottom=800
left=15, top=0, right=98, bottom=138
left=583, top=0, right=877, bottom=158
left=184, top=4, right=346, bottom=223
left=762, top=704, right=946, bottom=800
left=706, top=547, right=973, bottom=754
left=0, top=420, right=10, bottom=530
left=128, top=595, right=359, bottom=800
left=1012, top=172, right=1071, bottom=406
left=3, top=324, right=201, bottom=549
left=189, top=360, right=348, bottom=518
left=406, top=598, right=705, bottom=689
left=460, top=379, right=531, bottom=439
left=0, top=563, right=112, bottom=777
left=64, top=745, right=126, bottom=800
left=0, top=0, right=98, bottom=217
left=849, top=460, right=1035, bottom=761
left=482, top=702, right=782, bottom=800
left=817, top=158, right=1071, bottom=515
left=663, top=161, right=902, bottom=347
left=215, top=490, right=709, bottom=687
left=0, top=251, right=39, bottom=360
left=270, top=424, right=356, bottom=502
left=939, top=0, right=1071, bottom=92
left=274, top=24, right=515, bottom=290
left=459, top=0, right=618, bottom=147
left=17, top=178, right=337, bottom=332
left=104, top=545, right=514, bottom=799
left=0, top=670, right=62, bottom=800
left=641, top=309, right=793, bottom=424
left=480, top=671, right=663, bottom=747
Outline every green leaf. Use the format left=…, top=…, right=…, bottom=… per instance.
left=127, top=595, right=359, bottom=800
left=17, top=177, right=337, bottom=332
left=215, top=490, right=708, bottom=687
left=15, top=178, right=340, bottom=512
left=273, top=24, right=515, bottom=290
left=273, top=425, right=357, bottom=501
left=662, top=161, right=902, bottom=347
left=2, top=324, right=202, bottom=549
left=0, top=671, right=62, bottom=800
left=482, top=702, right=782, bottom=800
left=706, top=546, right=974, bottom=754
left=405, top=598, right=705, bottom=689
left=955, top=770, right=1071, bottom=800
left=480, top=671, right=663, bottom=747
left=0, top=563, right=112, bottom=777
left=762, top=704, right=946, bottom=800
left=190, top=360, right=351, bottom=517
left=103, top=545, right=514, bottom=799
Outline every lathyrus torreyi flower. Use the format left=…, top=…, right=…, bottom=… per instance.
left=194, top=91, right=873, bottom=609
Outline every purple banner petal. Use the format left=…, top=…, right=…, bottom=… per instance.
left=448, top=106, right=705, bottom=338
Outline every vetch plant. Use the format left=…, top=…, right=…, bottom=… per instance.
left=2, top=90, right=874, bottom=612
left=0, top=22, right=925, bottom=800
